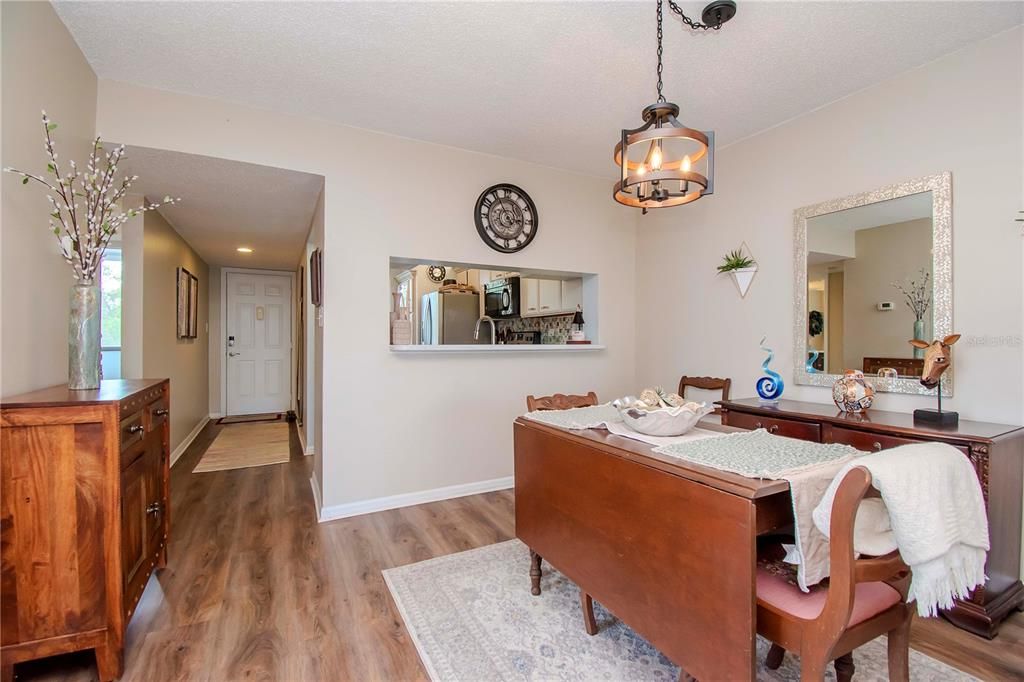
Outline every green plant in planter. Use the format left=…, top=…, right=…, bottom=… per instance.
left=717, top=248, right=756, bottom=273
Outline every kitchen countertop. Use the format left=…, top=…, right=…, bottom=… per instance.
left=390, top=344, right=605, bottom=353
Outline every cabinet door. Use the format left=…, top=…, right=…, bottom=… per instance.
left=561, top=278, right=582, bottom=313
left=521, top=278, right=540, bottom=316
left=122, top=436, right=162, bottom=614
left=538, top=280, right=562, bottom=314
left=121, top=445, right=148, bottom=592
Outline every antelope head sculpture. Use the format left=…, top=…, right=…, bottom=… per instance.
left=909, top=334, right=961, bottom=389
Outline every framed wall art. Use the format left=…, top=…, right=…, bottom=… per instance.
left=310, top=248, right=323, bottom=307
left=176, top=267, right=199, bottom=339
left=176, top=267, right=192, bottom=338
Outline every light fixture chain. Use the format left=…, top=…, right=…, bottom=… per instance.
left=656, top=0, right=665, bottom=102
left=666, top=0, right=725, bottom=30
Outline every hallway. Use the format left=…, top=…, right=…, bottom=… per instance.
left=12, top=420, right=1023, bottom=681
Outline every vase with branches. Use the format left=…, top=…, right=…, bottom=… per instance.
left=892, top=269, right=931, bottom=358
left=4, top=111, right=178, bottom=388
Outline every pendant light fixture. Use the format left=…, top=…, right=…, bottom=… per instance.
left=614, top=0, right=736, bottom=213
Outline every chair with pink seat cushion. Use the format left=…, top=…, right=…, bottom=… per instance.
left=756, top=467, right=913, bottom=682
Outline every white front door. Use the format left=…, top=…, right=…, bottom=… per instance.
left=226, top=272, right=292, bottom=416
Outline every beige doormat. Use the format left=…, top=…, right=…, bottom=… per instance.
left=192, top=422, right=291, bottom=473
left=216, top=412, right=284, bottom=425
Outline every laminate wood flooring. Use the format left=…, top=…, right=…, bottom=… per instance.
left=10, top=420, right=1022, bottom=681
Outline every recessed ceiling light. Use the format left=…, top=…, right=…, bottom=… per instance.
left=237, top=247, right=253, bottom=253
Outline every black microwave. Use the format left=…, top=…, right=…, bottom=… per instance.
left=484, top=277, right=520, bottom=318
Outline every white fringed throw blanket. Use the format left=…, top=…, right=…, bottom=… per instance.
left=812, top=442, right=990, bottom=617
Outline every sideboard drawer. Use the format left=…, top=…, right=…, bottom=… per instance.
left=147, top=398, right=169, bottom=432
left=829, top=425, right=969, bottom=457
left=724, top=411, right=821, bottom=442
left=120, top=410, right=145, bottom=452
left=829, top=426, right=920, bottom=452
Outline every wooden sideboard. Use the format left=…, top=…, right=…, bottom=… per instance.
left=1, top=379, right=171, bottom=681
left=720, top=398, right=1024, bottom=639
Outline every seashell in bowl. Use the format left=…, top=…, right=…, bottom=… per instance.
left=612, top=397, right=714, bottom=437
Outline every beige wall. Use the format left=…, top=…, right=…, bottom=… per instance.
left=635, top=27, right=1023, bottom=425
left=95, top=80, right=638, bottom=513
left=141, top=209, right=210, bottom=455
left=1, top=1, right=98, bottom=396
left=842, top=218, right=932, bottom=370
left=303, top=189, right=324, bottom=492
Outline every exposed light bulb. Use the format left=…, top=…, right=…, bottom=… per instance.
left=636, top=164, right=647, bottom=176
left=682, top=155, right=691, bottom=172
left=650, top=145, right=663, bottom=171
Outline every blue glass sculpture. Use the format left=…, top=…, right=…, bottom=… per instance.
left=756, top=336, right=784, bottom=403
left=806, top=350, right=820, bottom=374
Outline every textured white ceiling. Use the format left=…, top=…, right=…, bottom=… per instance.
left=54, top=1, right=1022, bottom=179
left=118, top=146, right=323, bottom=269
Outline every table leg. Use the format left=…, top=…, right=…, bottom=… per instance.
left=581, top=592, right=598, bottom=635
left=529, top=549, right=543, bottom=596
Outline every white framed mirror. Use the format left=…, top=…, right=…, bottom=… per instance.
left=793, top=173, right=952, bottom=396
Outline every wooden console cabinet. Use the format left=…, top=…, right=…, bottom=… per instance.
left=1, top=379, right=170, bottom=681
left=720, top=398, right=1024, bottom=639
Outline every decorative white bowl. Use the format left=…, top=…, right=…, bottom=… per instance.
left=613, top=400, right=714, bottom=437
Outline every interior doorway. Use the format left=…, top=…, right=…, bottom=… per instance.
left=224, top=269, right=293, bottom=416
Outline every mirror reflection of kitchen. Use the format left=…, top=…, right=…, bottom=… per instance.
left=390, top=258, right=588, bottom=346
left=806, top=192, right=933, bottom=378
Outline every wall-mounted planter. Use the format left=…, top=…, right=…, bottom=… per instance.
left=729, top=266, right=758, bottom=298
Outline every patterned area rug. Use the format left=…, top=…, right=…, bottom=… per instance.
left=383, top=540, right=976, bottom=681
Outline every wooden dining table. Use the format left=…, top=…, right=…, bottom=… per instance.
left=514, top=417, right=795, bottom=681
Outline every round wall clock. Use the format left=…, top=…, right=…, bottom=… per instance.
left=474, top=183, right=538, bottom=253
left=427, top=265, right=446, bottom=282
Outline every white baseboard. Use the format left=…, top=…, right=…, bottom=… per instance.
left=309, top=470, right=323, bottom=519
left=170, top=416, right=210, bottom=466
left=296, top=424, right=307, bottom=453
left=318, top=475, right=514, bottom=523
left=208, top=412, right=224, bottom=420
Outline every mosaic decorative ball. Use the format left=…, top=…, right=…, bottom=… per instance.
left=832, top=369, right=875, bottom=413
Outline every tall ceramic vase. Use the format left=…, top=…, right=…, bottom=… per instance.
left=912, top=319, right=925, bottom=359
left=68, top=283, right=101, bottom=390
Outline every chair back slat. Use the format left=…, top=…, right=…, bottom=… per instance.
left=677, top=376, right=731, bottom=413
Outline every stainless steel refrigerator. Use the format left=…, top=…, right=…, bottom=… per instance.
left=420, top=291, right=485, bottom=344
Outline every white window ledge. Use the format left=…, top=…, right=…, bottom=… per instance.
left=390, top=344, right=606, bottom=353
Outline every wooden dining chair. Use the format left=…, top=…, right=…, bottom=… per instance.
left=757, top=467, right=912, bottom=682
left=525, top=391, right=598, bottom=412
left=677, top=376, right=731, bottom=414
left=524, top=390, right=600, bottom=626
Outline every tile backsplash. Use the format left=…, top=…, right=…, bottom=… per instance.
left=495, top=314, right=574, bottom=344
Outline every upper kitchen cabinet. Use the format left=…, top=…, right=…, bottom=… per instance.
left=521, top=277, right=583, bottom=318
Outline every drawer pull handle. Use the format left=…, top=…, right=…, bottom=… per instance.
left=768, top=425, right=779, bottom=434
left=872, top=441, right=883, bottom=451
left=128, top=424, right=144, bottom=434
left=153, top=408, right=169, bottom=417
left=754, top=421, right=763, bottom=429
left=146, top=502, right=162, bottom=515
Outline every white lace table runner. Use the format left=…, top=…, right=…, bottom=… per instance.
left=521, top=404, right=621, bottom=430
left=653, top=428, right=860, bottom=479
